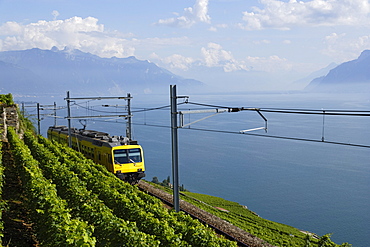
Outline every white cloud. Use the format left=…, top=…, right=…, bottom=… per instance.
left=0, top=16, right=297, bottom=76
left=245, top=55, right=293, bottom=72
left=322, top=32, right=370, bottom=62
left=201, top=42, right=233, bottom=66
left=150, top=43, right=250, bottom=73
left=150, top=52, right=195, bottom=71
left=240, top=0, right=370, bottom=30
left=200, top=42, right=250, bottom=72
left=156, top=0, right=211, bottom=28
left=0, top=16, right=196, bottom=61
left=146, top=42, right=295, bottom=76
left=0, top=21, right=23, bottom=35
left=198, top=42, right=293, bottom=73
left=152, top=42, right=293, bottom=73
left=0, top=17, right=137, bottom=58
left=161, top=54, right=195, bottom=70
left=52, top=10, right=60, bottom=21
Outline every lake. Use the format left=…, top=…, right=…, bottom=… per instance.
left=17, top=91, right=370, bottom=246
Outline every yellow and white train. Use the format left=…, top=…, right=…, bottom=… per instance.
left=47, top=126, right=145, bottom=184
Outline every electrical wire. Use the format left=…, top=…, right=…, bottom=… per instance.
left=185, top=101, right=370, bottom=117
left=262, top=107, right=370, bottom=112
left=257, top=109, right=370, bottom=116
left=73, top=103, right=127, bottom=114
left=35, top=99, right=370, bottom=149
left=180, top=127, right=370, bottom=149
left=131, top=105, right=172, bottom=113
left=185, top=101, right=229, bottom=109
left=88, top=118, right=370, bottom=149
left=131, top=102, right=187, bottom=113
left=72, top=102, right=188, bottom=114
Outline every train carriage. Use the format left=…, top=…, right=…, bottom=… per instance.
left=47, top=125, right=145, bottom=184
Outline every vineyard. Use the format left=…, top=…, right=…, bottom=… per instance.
left=0, top=93, right=351, bottom=246
left=181, top=192, right=327, bottom=246
left=2, top=131, right=237, bottom=246
left=0, top=93, right=236, bottom=246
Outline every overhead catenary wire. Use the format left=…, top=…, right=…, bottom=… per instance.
left=26, top=98, right=370, bottom=149
left=185, top=101, right=370, bottom=117
left=89, top=116, right=370, bottom=149
left=72, top=102, right=188, bottom=114
left=74, top=102, right=127, bottom=114
left=123, top=101, right=188, bottom=113
left=181, top=127, right=370, bottom=149
left=261, top=107, right=370, bottom=112
left=257, top=109, right=370, bottom=116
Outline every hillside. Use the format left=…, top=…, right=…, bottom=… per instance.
left=290, top=62, right=337, bottom=90
left=305, top=50, right=370, bottom=92
left=0, top=48, right=203, bottom=95
left=0, top=93, right=351, bottom=246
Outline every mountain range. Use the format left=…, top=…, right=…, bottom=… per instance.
left=0, top=47, right=203, bottom=95
left=1, top=47, right=369, bottom=95
left=305, top=50, right=370, bottom=92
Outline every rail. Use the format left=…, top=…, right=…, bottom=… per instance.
left=137, top=181, right=275, bottom=247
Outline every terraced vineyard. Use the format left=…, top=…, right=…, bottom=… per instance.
left=182, top=192, right=317, bottom=246
left=145, top=182, right=351, bottom=247
left=2, top=126, right=237, bottom=246
left=0, top=93, right=351, bottom=246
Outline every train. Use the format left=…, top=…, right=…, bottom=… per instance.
left=47, top=125, right=145, bottom=184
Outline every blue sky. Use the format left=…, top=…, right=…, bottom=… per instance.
left=1, top=0, right=370, bottom=91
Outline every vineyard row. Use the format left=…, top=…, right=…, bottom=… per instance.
left=4, top=127, right=236, bottom=247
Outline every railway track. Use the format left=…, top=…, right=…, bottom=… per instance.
left=137, top=181, right=275, bottom=247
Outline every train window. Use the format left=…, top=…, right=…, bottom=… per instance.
left=128, top=149, right=142, bottom=162
left=113, top=148, right=142, bottom=164
left=114, top=150, right=129, bottom=164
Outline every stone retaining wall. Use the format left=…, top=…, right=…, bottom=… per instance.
left=0, top=105, right=19, bottom=141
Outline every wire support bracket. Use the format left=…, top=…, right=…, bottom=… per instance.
left=178, top=107, right=268, bottom=133
left=178, top=109, right=228, bottom=128
left=240, top=109, right=268, bottom=133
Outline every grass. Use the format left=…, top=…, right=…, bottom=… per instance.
left=145, top=180, right=351, bottom=246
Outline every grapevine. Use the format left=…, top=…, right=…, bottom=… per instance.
left=39, top=135, right=236, bottom=247
left=7, top=127, right=96, bottom=247
left=23, top=131, right=159, bottom=247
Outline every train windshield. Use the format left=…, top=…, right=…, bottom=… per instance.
left=114, top=148, right=142, bottom=164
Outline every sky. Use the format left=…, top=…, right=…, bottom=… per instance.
left=1, top=0, right=370, bottom=91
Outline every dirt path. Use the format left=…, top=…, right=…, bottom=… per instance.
left=2, top=142, right=38, bottom=246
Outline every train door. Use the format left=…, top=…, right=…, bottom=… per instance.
left=103, top=152, right=114, bottom=173
left=94, top=148, right=98, bottom=163
left=107, top=153, right=113, bottom=172
left=97, top=151, right=101, bottom=162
